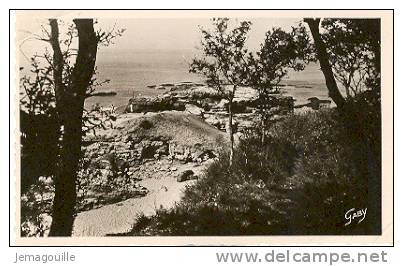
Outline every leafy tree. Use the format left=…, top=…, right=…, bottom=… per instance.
left=304, top=18, right=381, bottom=233
left=304, top=18, right=346, bottom=108
left=321, top=19, right=380, bottom=98
left=190, top=18, right=251, bottom=166
left=20, top=56, right=59, bottom=191
left=19, top=19, right=124, bottom=236
left=246, top=25, right=315, bottom=142
left=304, top=18, right=380, bottom=106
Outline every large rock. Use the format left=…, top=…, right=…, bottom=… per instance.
left=126, top=95, right=185, bottom=113
left=191, top=149, right=217, bottom=162
left=185, top=104, right=204, bottom=116
left=139, top=140, right=169, bottom=159
left=177, top=170, right=197, bottom=182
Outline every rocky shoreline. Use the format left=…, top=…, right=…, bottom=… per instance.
left=21, top=80, right=334, bottom=237
left=77, top=81, right=332, bottom=216
left=76, top=109, right=225, bottom=215
left=125, top=81, right=332, bottom=134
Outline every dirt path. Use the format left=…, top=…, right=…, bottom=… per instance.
left=72, top=162, right=203, bottom=237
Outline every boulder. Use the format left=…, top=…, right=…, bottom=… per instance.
left=126, top=96, right=185, bottom=113
left=177, top=170, right=197, bottom=182
left=192, top=149, right=217, bottom=162
left=307, top=97, right=331, bottom=110
left=185, top=104, right=204, bottom=116
left=215, top=99, right=228, bottom=110
left=139, top=140, right=168, bottom=159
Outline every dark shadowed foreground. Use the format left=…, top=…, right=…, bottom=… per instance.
left=116, top=98, right=381, bottom=236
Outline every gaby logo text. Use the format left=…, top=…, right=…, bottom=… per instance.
left=345, top=207, right=367, bottom=226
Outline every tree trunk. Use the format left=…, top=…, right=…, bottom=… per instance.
left=49, top=19, right=98, bottom=236
left=261, top=117, right=266, bottom=144
left=49, top=108, right=83, bottom=236
left=48, top=19, right=66, bottom=118
left=304, top=18, right=346, bottom=108
left=228, top=98, right=234, bottom=167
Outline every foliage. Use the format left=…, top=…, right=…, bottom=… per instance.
left=189, top=18, right=251, bottom=96
left=246, top=25, right=315, bottom=91
left=244, top=25, right=316, bottom=141
left=21, top=152, right=143, bottom=236
left=20, top=176, right=54, bottom=237
left=125, top=107, right=380, bottom=236
left=320, top=19, right=380, bottom=97
left=189, top=17, right=253, bottom=165
left=20, top=59, right=56, bottom=116
left=138, top=119, right=153, bottom=130
left=19, top=19, right=124, bottom=236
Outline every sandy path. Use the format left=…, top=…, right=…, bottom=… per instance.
left=72, top=169, right=198, bottom=237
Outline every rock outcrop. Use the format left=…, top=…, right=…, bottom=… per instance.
left=126, top=95, right=185, bottom=113
left=80, top=111, right=225, bottom=206
left=126, top=82, right=302, bottom=134
left=177, top=170, right=197, bottom=182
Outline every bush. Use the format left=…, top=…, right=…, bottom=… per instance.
left=139, top=119, right=153, bottom=130
left=124, top=107, right=380, bottom=236
left=21, top=176, right=54, bottom=237
left=267, top=109, right=376, bottom=234
left=123, top=168, right=288, bottom=236
left=233, top=136, right=297, bottom=184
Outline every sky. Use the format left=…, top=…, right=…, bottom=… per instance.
left=14, top=13, right=326, bottom=107
left=16, top=16, right=303, bottom=62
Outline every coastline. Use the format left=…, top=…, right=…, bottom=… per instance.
left=85, top=79, right=332, bottom=111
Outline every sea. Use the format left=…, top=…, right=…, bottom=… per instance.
left=41, top=49, right=330, bottom=108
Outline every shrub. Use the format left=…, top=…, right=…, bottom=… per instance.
left=233, top=136, right=297, bottom=184
left=20, top=176, right=54, bottom=237
left=124, top=107, right=380, bottom=236
left=123, top=132, right=298, bottom=236
left=139, top=119, right=153, bottom=130
left=267, top=108, right=378, bottom=234
left=124, top=166, right=288, bottom=236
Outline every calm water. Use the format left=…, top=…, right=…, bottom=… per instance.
left=34, top=49, right=329, bottom=108
left=87, top=49, right=202, bottom=107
